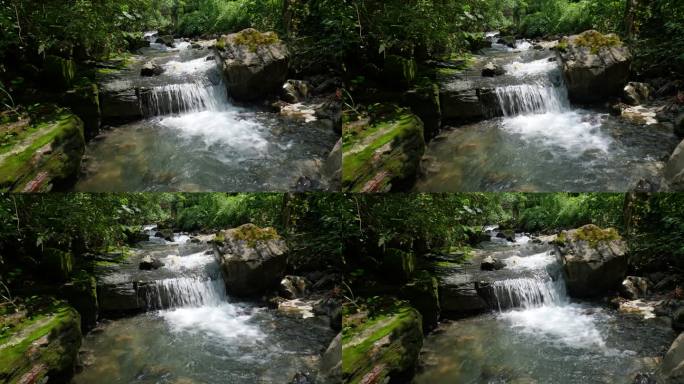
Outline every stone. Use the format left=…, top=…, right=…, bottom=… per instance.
left=62, top=272, right=98, bottom=331
left=155, top=35, right=175, bottom=47
left=280, top=275, right=309, bottom=299
left=498, top=36, right=517, bottom=48
left=214, top=224, right=288, bottom=297
left=282, top=79, right=310, bottom=103
left=482, top=62, right=506, bottom=77
left=0, top=300, right=81, bottom=384
left=383, top=55, right=417, bottom=88
left=556, top=225, right=628, bottom=297
left=317, top=333, right=341, bottom=384
left=623, top=82, right=651, bottom=106
left=140, top=61, right=165, bottom=77
left=620, top=276, right=650, bottom=300
left=440, top=282, right=488, bottom=317
left=278, top=299, right=315, bottom=318
left=154, top=228, right=174, bottom=242
left=400, top=271, right=440, bottom=331
left=673, top=307, right=684, bottom=331
left=664, top=139, right=684, bottom=190
left=322, top=138, right=342, bottom=190
left=403, top=80, right=442, bottom=141
left=382, top=248, right=416, bottom=282
left=342, top=302, right=423, bottom=383
left=659, top=333, right=684, bottom=381
left=622, top=105, right=658, bottom=125
left=97, top=282, right=142, bottom=314
left=100, top=86, right=143, bottom=123
left=0, top=107, right=84, bottom=192
left=217, top=29, right=289, bottom=101
left=342, top=104, right=425, bottom=192
left=481, top=256, right=505, bottom=271
left=139, top=255, right=165, bottom=270
left=557, top=30, right=631, bottom=103
left=675, top=113, right=684, bottom=138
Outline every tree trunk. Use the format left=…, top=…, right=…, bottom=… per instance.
left=282, top=0, right=292, bottom=37
left=624, top=0, right=638, bottom=39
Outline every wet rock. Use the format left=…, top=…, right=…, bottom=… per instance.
left=62, top=273, right=99, bottom=331
left=496, top=229, right=516, bottom=242
left=322, top=139, right=341, bottom=190
left=140, top=61, right=165, bottom=77
left=97, top=282, right=142, bottom=313
left=214, top=224, right=288, bottom=296
left=317, top=333, right=341, bottom=383
left=205, top=55, right=215, bottom=61
left=557, top=30, right=631, bottom=103
left=481, top=256, right=505, bottom=271
left=154, top=228, right=174, bottom=242
left=440, top=282, right=488, bottom=317
left=440, top=88, right=485, bottom=122
left=620, top=276, right=650, bottom=300
left=403, top=81, right=442, bottom=141
left=0, top=108, right=84, bottom=192
left=675, top=113, right=684, bottom=138
left=279, top=102, right=317, bottom=123
left=556, top=225, right=628, bottom=297
left=664, top=139, right=684, bottom=190
left=342, top=104, right=425, bottom=192
left=280, top=275, right=309, bottom=299
left=100, top=86, right=143, bottom=123
left=482, top=62, right=506, bottom=77
left=659, top=333, right=684, bottom=381
left=533, top=43, right=545, bottom=50
left=498, top=36, right=517, bottom=48
left=400, top=271, right=440, bottom=331
left=622, top=105, right=658, bottom=125
left=342, top=302, right=422, bottom=383
left=623, top=82, right=651, bottom=106
left=282, top=79, right=310, bottom=103
left=139, top=255, right=165, bottom=270
left=0, top=300, right=81, bottom=383
left=155, top=35, right=175, bottom=47
left=278, top=299, right=315, bottom=318
left=217, top=29, right=288, bottom=101
left=290, top=372, right=315, bottom=384
left=313, top=297, right=342, bottom=330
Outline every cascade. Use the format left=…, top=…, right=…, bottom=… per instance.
left=140, top=82, right=227, bottom=116
left=495, top=83, right=569, bottom=116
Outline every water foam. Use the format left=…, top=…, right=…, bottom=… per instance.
left=161, top=303, right=264, bottom=343
left=505, top=59, right=558, bottom=77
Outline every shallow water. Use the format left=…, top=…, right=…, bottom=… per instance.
left=415, top=39, right=677, bottom=192
left=75, top=36, right=338, bottom=192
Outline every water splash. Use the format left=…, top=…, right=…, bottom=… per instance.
left=142, top=275, right=227, bottom=309
left=495, top=83, right=569, bottom=116
left=140, top=82, right=227, bottom=116
left=490, top=276, right=565, bottom=310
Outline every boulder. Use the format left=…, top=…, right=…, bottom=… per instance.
left=673, top=307, right=684, bottom=331
left=342, top=302, right=423, bottom=383
left=400, top=271, right=440, bottom=331
left=623, top=82, right=651, bottom=106
left=498, top=36, right=517, bottom=48
left=100, top=86, right=143, bottom=123
left=440, top=281, right=488, bottom=317
left=140, top=61, right=165, bottom=77
left=403, top=80, right=442, bottom=141
left=481, top=256, right=505, bottom=271
left=282, top=80, right=310, bottom=103
left=313, top=297, right=342, bottom=331
left=154, top=228, right=174, bottom=242
left=139, top=255, right=165, bottom=270
left=214, top=224, right=288, bottom=297
left=317, top=333, right=342, bottom=384
left=0, top=107, right=84, bottom=192
left=664, top=139, right=684, bottom=190
left=620, top=276, right=650, bottom=300
left=382, top=248, right=416, bottom=283
left=322, top=138, right=342, bottom=190
left=278, top=299, right=315, bottom=318
left=675, top=113, right=684, bottom=139
left=61, top=272, right=98, bottom=331
left=557, top=30, right=631, bottom=103
left=496, top=229, right=516, bottom=242
left=482, top=62, right=506, bottom=77
left=65, top=81, right=101, bottom=139
left=0, top=300, right=81, bottom=383
left=383, top=55, right=417, bottom=88
left=216, top=29, right=289, bottom=101
left=97, top=282, right=143, bottom=314
left=556, top=225, right=628, bottom=297
left=342, top=104, right=425, bottom=192
left=659, top=333, right=684, bottom=382
left=155, top=35, right=175, bottom=47
left=280, top=275, right=309, bottom=299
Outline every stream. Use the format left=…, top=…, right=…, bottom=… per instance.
left=414, top=36, right=678, bottom=192
left=415, top=228, right=675, bottom=384
left=74, top=34, right=338, bottom=192
left=74, top=228, right=335, bottom=384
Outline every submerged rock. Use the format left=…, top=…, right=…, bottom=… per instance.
left=342, top=302, right=423, bottom=383
left=342, top=104, right=425, bottom=192
left=217, top=28, right=289, bottom=101
left=214, top=223, right=288, bottom=297
left=0, top=107, right=84, bottom=192
left=0, top=300, right=82, bottom=383
left=556, top=224, right=628, bottom=297
left=557, top=30, right=631, bottom=103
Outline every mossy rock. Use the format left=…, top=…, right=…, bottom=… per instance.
left=400, top=271, right=440, bottom=332
left=61, top=271, right=98, bottom=332
left=560, top=224, right=621, bottom=248
left=384, top=55, right=417, bottom=88
left=383, top=248, right=416, bottom=282
left=41, top=248, right=73, bottom=282
left=0, top=106, right=85, bottom=192
left=43, top=55, right=76, bottom=90
left=403, top=79, right=441, bottom=141
left=229, top=29, right=280, bottom=52
left=0, top=299, right=81, bottom=383
left=342, top=104, right=425, bottom=192
left=223, top=223, right=280, bottom=247
left=65, top=80, right=101, bottom=139
left=342, top=301, right=423, bottom=384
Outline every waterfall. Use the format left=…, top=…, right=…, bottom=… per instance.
left=495, top=83, right=569, bottom=116
left=140, top=82, right=227, bottom=116
left=489, top=276, right=565, bottom=311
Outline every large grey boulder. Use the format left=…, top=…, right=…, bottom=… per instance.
left=556, top=224, right=628, bottom=297
left=665, top=139, right=684, bottom=190
left=317, top=333, right=341, bottom=384
left=440, top=281, right=488, bottom=317
left=217, top=29, right=289, bottom=101
left=214, top=224, right=288, bottom=296
left=557, top=30, right=631, bottom=103
left=659, top=333, right=684, bottom=382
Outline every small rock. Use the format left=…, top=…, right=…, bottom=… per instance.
left=481, top=256, right=505, bottom=271
left=140, top=62, right=164, bottom=77
left=139, top=255, right=164, bottom=270
left=155, top=35, right=175, bottom=48
left=547, top=57, right=557, bottom=62
left=620, top=276, right=650, bottom=299
left=280, top=275, right=309, bottom=299
left=282, top=80, right=310, bottom=103
left=497, top=36, right=517, bottom=48
left=205, top=55, right=215, bottom=62
left=533, top=44, right=544, bottom=50
left=623, top=82, right=652, bottom=106
left=482, top=62, right=506, bottom=77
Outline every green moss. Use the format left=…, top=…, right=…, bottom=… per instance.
left=228, top=29, right=280, bottom=52
left=435, top=261, right=460, bottom=268
left=567, top=30, right=621, bottom=54
left=229, top=224, right=280, bottom=247
left=342, top=300, right=422, bottom=384
left=342, top=104, right=424, bottom=192
left=572, top=224, right=620, bottom=246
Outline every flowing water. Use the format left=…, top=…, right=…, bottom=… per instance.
left=416, top=231, right=675, bottom=384
left=415, top=38, right=677, bottom=192
left=74, top=35, right=338, bottom=192
left=74, top=230, right=335, bottom=384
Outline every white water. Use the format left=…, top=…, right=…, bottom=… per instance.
left=141, top=83, right=228, bottom=115
left=495, top=83, right=569, bottom=116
